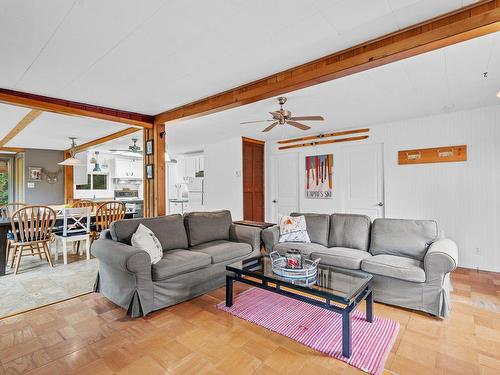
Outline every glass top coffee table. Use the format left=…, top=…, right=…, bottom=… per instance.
left=226, top=256, right=373, bottom=358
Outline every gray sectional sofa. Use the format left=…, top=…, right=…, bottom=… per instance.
left=262, top=213, right=458, bottom=317
left=92, top=210, right=261, bottom=317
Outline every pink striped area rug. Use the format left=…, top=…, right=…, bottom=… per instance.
left=217, top=288, right=399, bottom=375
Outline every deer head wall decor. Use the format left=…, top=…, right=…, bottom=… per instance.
left=43, top=168, right=62, bottom=184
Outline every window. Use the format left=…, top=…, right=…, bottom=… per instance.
left=92, top=174, right=107, bottom=190
left=75, top=174, right=108, bottom=190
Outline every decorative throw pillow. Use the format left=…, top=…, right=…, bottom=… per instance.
left=131, top=224, right=163, bottom=264
left=278, top=215, right=311, bottom=243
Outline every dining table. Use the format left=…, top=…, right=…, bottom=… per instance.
left=0, top=205, right=135, bottom=276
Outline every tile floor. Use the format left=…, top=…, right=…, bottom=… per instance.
left=0, top=248, right=97, bottom=318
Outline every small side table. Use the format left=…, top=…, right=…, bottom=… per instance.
left=233, top=220, right=276, bottom=254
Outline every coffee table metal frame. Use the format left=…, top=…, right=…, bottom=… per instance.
left=225, top=257, right=373, bottom=358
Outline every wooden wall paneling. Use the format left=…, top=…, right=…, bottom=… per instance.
left=142, top=123, right=165, bottom=217
left=154, top=123, right=166, bottom=216
left=0, top=89, right=154, bottom=128
left=398, top=145, right=467, bottom=165
left=143, top=128, right=153, bottom=217
left=155, top=1, right=500, bottom=125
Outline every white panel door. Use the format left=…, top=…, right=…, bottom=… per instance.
left=271, top=153, right=299, bottom=222
left=345, top=143, right=384, bottom=220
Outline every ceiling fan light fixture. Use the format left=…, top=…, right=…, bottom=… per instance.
left=496, top=90, right=500, bottom=98
left=59, top=137, right=83, bottom=166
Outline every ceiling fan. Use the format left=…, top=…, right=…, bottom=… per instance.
left=240, top=97, right=324, bottom=132
left=109, top=138, right=142, bottom=154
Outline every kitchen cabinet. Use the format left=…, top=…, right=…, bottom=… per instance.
left=113, top=158, right=143, bottom=179
left=177, top=155, right=204, bottom=180
left=168, top=200, right=188, bottom=214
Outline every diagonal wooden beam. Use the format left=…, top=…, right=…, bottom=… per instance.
left=0, top=88, right=154, bottom=129
left=0, top=109, right=42, bottom=147
left=68, top=127, right=141, bottom=153
left=154, top=0, right=500, bottom=124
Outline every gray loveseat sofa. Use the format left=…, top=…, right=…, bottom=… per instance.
left=262, top=213, right=458, bottom=317
left=92, top=210, right=261, bottom=317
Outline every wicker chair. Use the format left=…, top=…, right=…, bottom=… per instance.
left=9, top=206, right=56, bottom=274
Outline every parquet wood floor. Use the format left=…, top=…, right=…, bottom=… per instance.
left=0, top=268, right=498, bottom=374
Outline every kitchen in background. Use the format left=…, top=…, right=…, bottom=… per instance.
left=167, top=151, right=204, bottom=214
left=73, top=137, right=144, bottom=217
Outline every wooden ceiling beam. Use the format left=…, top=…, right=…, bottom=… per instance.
left=68, top=127, right=141, bottom=154
left=154, top=0, right=500, bottom=125
left=0, top=147, right=25, bottom=153
left=0, top=109, right=42, bottom=147
left=0, top=88, right=154, bottom=129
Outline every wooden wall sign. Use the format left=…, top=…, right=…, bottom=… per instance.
left=398, top=145, right=467, bottom=165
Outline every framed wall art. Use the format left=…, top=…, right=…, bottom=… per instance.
left=305, top=154, right=333, bottom=199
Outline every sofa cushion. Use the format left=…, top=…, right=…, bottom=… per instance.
left=310, top=247, right=372, bottom=270
left=328, top=213, right=371, bottom=250
left=110, top=215, right=188, bottom=251
left=361, top=254, right=426, bottom=283
left=370, top=218, right=439, bottom=261
left=190, top=240, right=252, bottom=264
left=273, top=242, right=328, bottom=257
left=152, top=249, right=211, bottom=281
left=291, top=213, right=330, bottom=247
left=184, top=210, right=232, bottom=247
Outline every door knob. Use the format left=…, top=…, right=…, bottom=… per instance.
left=272, top=200, right=277, bottom=203
left=377, top=202, right=384, bottom=207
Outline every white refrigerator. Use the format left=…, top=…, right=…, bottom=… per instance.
left=187, top=178, right=204, bottom=211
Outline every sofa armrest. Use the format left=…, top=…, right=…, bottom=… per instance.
left=230, top=224, right=262, bottom=252
left=424, top=238, right=458, bottom=280
left=92, top=230, right=152, bottom=276
left=261, top=226, right=279, bottom=254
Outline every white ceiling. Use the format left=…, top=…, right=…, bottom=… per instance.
left=166, top=31, right=500, bottom=155
left=3, top=110, right=131, bottom=150
left=0, top=0, right=478, bottom=115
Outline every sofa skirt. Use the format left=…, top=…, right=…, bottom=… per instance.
left=371, top=273, right=451, bottom=317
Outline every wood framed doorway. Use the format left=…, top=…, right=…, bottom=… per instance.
left=242, top=137, right=264, bottom=222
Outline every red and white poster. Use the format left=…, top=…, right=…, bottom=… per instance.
left=305, top=154, right=333, bottom=199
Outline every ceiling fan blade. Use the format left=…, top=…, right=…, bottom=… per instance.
left=286, top=120, right=311, bottom=131
left=262, top=122, right=279, bottom=132
left=288, top=116, right=324, bottom=121
left=240, top=119, right=273, bottom=124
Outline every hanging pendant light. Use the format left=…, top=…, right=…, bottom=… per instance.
left=93, top=151, right=101, bottom=172
left=58, top=137, right=83, bottom=166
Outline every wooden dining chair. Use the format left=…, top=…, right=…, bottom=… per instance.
left=72, top=200, right=95, bottom=209
left=10, top=205, right=56, bottom=274
left=90, top=201, right=126, bottom=244
left=1, top=202, right=27, bottom=266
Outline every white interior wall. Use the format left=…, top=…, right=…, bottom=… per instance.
left=203, top=138, right=243, bottom=220
left=266, top=105, right=500, bottom=272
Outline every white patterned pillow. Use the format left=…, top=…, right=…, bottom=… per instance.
left=131, top=224, right=163, bottom=264
left=278, top=215, right=311, bottom=243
